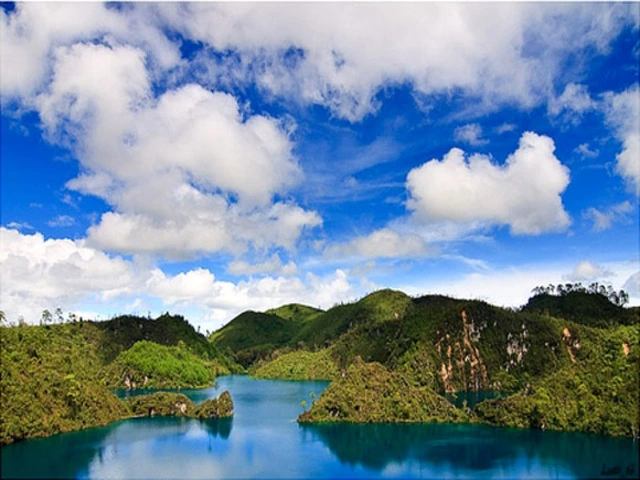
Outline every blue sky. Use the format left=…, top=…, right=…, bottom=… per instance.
left=1, top=2, right=639, bottom=330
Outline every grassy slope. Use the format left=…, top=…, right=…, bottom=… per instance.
left=105, top=340, right=227, bottom=389
left=210, top=311, right=306, bottom=367
left=251, top=349, right=340, bottom=380
left=265, top=304, right=325, bottom=323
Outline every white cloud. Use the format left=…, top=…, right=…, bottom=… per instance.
left=402, top=260, right=640, bottom=308
left=548, top=83, right=595, bottom=120
left=0, top=227, right=139, bottom=324
left=47, top=215, right=75, bottom=228
left=602, top=84, right=640, bottom=195
left=325, top=228, right=431, bottom=260
left=32, top=42, right=319, bottom=258
left=157, top=2, right=637, bottom=121
left=495, top=123, right=516, bottom=135
left=563, top=261, right=613, bottom=282
left=454, top=123, right=488, bottom=146
left=5, top=221, right=33, bottom=231
left=0, top=2, right=180, bottom=99
left=574, top=143, right=599, bottom=159
left=583, top=201, right=633, bottom=232
left=227, top=254, right=298, bottom=277
left=0, top=227, right=362, bottom=330
left=623, top=271, right=640, bottom=297
left=406, top=131, right=571, bottom=235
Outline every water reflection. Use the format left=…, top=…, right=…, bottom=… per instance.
left=300, top=422, right=638, bottom=478
left=2, top=376, right=637, bottom=480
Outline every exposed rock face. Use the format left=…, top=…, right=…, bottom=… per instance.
left=435, top=310, right=489, bottom=392
left=561, top=327, right=581, bottom=363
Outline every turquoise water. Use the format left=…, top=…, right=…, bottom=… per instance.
left=1, top=375, right=637, bottom=479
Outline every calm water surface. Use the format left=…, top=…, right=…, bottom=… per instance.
left=1, top=375, right=637, bottom=479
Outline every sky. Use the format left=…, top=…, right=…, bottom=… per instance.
left=1, top=2, right=639, bottom=332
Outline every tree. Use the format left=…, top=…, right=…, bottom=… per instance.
left=55, top=308, right=64, bottom=324
left=618, top=290, right=629, bottom=306
left=41, top=309, right=52, bottom=326
left=0, top=310, right=6, bottom=326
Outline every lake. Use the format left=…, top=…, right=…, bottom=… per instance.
left=1, top=375, right=637, bottom=479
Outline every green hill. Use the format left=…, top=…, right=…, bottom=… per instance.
left=0, top=323, right=129, bottom=445
left=210, top=311, right=310, bottom=367
left=106, top=340, right=227, bottom=389
left=522, top=291, right=639, bottom=328
left=1, top=313, right=240, bottom=445
left=298, top=358, right=468, bottom=424
left=211, top=289, right=413, bottom=365
left=265, top=303, right=324, bottom=322
left=210, top=287, right=638, bottom=437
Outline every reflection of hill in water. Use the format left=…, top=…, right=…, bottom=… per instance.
left=1, top=416, right=235, bottom=479
left=198, top=418, right=233, bottom=439
left=300, top=422, right=638, bottom=477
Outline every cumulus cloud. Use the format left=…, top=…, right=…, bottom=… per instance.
left=325, top=228, right=432, bottom=260
left=564, top=261, right=613, bottom=282
left=227, top=254, right=298, bottom=276
left=602, top=84, right=640, bottom=195
left=156, top=2, right=636, bottom=121
left=0, top=2, right=180, bottom=99
left=0, top=227, right=139, bottom=324
left=31, top=42, right=319, bottom=258
left=454, top=123, right=488, bottom=146
left=548, top=83, right=596, bottom=120
left=583, top=201, right=633, bottom=232
left=406, top=131, right=571, bottom=235
left=0, top=228, right=360, bottom=329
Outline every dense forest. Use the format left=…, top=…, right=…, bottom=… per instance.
left=213, top=286, right=639, bottom=437
left=1, top=284, right=638, bottom=445
left=0, top=314, right=239, bottom=445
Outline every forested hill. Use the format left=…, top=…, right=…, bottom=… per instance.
left=0, top=313, right=241, bottom=445
left=212, top=287, right=639, bottom=437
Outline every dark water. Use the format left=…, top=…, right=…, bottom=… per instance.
left=1, top=375, right=637, bottom=479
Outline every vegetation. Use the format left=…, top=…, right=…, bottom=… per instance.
left=126, top=392, right=195, bottom=417
left=475, top=323, right=639, bottom=437
left=265, top=304, right=324, bottom=323
left=0, top=323, right=129, bottom=445
left=0, top=312, right=239, bottom=445
left=126, top=391, right=234, bottom=419
left=523, top=286, right=637, bottom=328
left=192, top=391, right=234, bottom=419
left=215, top=287, right=638, bottom=437
left=251, top=349, right=339, bottom=380
left=299, top=358, right=468, bottom=423
left=210, top=311, right=306, bottom=367
left=106, top=340, right=227, bottom=389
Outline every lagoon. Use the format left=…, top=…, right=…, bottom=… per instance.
left=1, top=375, right=637, bottom=479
